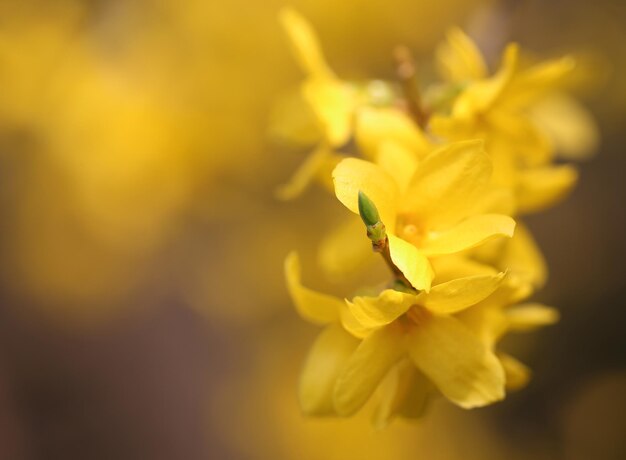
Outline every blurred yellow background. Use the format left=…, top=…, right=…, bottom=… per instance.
left=0, top=0, right=625, bottom=458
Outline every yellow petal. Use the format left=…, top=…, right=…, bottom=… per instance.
left=275, top=146, right=337, bottom=200
left=299, top=324, right=360, bottom=415
left=388, top=234, right=434, bottom=292
left=499, top=222, right=548, bottom=289
left=417, top=272, right=506, bottom=315
left=376, top=141, right=420, bottom=194
left=529, top=93, right=599, bottom=161
left=431, top=255, right=498, bottom=284
left=284, top=252, right=341, bottom=324
left=372, top=359, right=429, bottom=429
left=504, top=56, right=575, bottom=108
left=303, top=77, right=356, bottom=147
left=435, top=27, right=487, bottom=83
left=397, top=371, right=432, bottom=420
left=498, top=353, right=532, bottom=391
left=268, top=88, right=321, bottom=146
left=457, top=303, right=509, bottom=348
left=355, top=106, right=430, bottom=160
left=279, top=8, right=333, bottom=78
left=339, top=303, right=374, bottom=339
left=421, top=214, right=516, bottom=256
left=489, top=113, right=553, bottom=167
left=317, top=215, right=375, bottom=279
left=453, top=43, right=518, bottom=116
left=506, top=303, right=560, bottom=331
left=347, top=289, right=419, bottom=329
left=403, top=140, right=492, bottom=227
left=333, top=323, right=406, bottom=416
left=516, top=165, right=578, bottom=214
left=333, top=157, right=399, bottom=230
left=407, top=314, right=505, bottom=408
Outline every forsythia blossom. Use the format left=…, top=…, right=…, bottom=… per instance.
left=278, top=8, right=596, bottom=427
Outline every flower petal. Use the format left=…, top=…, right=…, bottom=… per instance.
left=417, top=272, right=506, bottom=315
left=388, top=234, right=434, bottom=292
left=355, top=107, right=430, bottom=160
left=372, top=359, right=430, bottom=429
left=303, top=77, right=356, bottom=147
left=498, top=353, right=531, bottom=391
left=403, top=140, right=492, bottom=227
left=457, top=303, right=508, bottom=348
left=407, top=314, right=505, bottom=408
left=279, top=8, right=333, bottom=78
left=333, top=157, right=399, bottom=230
left=435, top=27, right=488, bottom=83
left=453, top=43, right=518, bottom=116
left=516, top=165, right=578, bottom=214
left=499, top=222, right=548, bottom=289
left=299, top=324, right=360, bottom=415
left=376, top=141, right=420, bottom=195
left=529, top=93, right=599, bottom=161
left=333, top=324, right=405, bottom=416
left=431, top=255, right=498, bottom=284
left=339, top=303, right=374, bottom=339
left=421, top=214, right=516, bottom=256
left=275, top=146, right=339, bottom=200
left=284, top=252, right=341, bottom=324
left=504, top=56, right=575, bottom=108
left=347, top=289, right=419, bottom=329
left=506, top=303, right=560, bottom=331
left=317, top=215, right=375, bottom=279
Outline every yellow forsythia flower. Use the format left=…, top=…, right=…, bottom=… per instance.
left=278, top=10, right=596, bottom=426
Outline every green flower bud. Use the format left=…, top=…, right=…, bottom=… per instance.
left=358, top=191, right=381, bottom=227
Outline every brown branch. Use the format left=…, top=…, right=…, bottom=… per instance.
left=394, top=45, right=428, bottom=129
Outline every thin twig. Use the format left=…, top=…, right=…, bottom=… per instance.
left=394, top=45, right=428, bottom=129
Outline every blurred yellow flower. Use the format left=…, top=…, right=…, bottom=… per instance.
left=430, top=28, right=597, bottom=213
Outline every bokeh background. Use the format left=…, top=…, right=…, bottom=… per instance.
left=0, top=0, right=624, bottom=458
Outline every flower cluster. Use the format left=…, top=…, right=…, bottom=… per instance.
left=278, top=8, right=596, bottom=427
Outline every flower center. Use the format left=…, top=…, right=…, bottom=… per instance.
left=396, top=215, right=426, bottom=246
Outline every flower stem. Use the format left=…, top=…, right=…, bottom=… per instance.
left=394, top=46, right=428, bottom=129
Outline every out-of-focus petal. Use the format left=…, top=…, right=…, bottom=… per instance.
left=388, top=234, right=434, bottom=292
left=503, top=56, right=575, bottom=107
left=333, top=157, right=399, bottom=230
left=276, top=146, right=338, bottom=200
left=506, top=303, right=560, bottom=331
left=407, top=314, right=505, bottom=408
left=499, top=222, right=548, bottom=289
left=279, top=7, right=333, bottom=78
left=421, top=214, right=515, bottom=256
left=453, top=43, right=518, bottom=117
left=417, top=272, right=506, bottom=315
left=303, top=77, right=356, bottom=147
left=299, top=324, right=360, bottom=415
left=284, top=252, right=341, bottom=324
left=516, top=165, right=578, bottom=214
left=498, top=352, right=532, bottom=391
left=529, top=93, right=599, bottom=161
left=372, top=359, right=429, bottom=429
left=334, top=324, right=405, bottom=416
left=435, top=27, right=487, bottom=83
left=317, top=215, right=375, bottom=279
left=355, top=107, right=430, bottom=160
